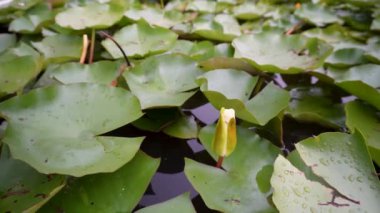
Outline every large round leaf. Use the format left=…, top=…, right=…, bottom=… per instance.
left=345, top=101, right=380, bottom=165
left=197, top=69, right=290, bottom=125
left=55, top=1, right=125, bottom=30
left=40, top=151, right=160, bottom=212
left=184, top=125, right=279, bottom=212
left=232, top=30, right=333, bottom=73
left=0, top=146, right=66, bottom=212
left=295, top=132, right=380, bottom=212
left=0, top=83, right=144, bottom=176
left=124, top=54, right=202, bottom=109
left=294, top=3, right=342, bottom=27
left=102, top=20, right=178, bottom=59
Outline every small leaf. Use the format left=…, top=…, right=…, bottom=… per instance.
left=163, top=114, right=199, bottom=139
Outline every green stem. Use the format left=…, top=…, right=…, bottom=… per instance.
left=88, top=28, right=95, bottom=64
left=160, top=0, right=164, bottom=9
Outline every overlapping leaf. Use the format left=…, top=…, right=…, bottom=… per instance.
left=136, top=193, right=196, bottom=213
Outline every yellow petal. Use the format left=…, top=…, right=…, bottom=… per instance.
left=212, top=108, right=237, bottom=157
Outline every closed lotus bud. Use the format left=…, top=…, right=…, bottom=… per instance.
left=212, top=108, right=237, bottom=157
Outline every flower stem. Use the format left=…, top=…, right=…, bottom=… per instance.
left=80, top=34, right=89, bottom=64
left=216, top=156, right=224, bottom=168
left=88, top=28, right=96, bottom=64
left=98, top=31, right=131, bottom=67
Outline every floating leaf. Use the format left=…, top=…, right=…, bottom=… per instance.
left=192, top=14, right=241, bottom=42
left=185, top=125, right=279, bottom=212
left=186, top=0, right=216, bottom=13
left=40, top=151, right=160, bottom=212
left=9, top=3, right=54, bottom=33
left=302, top=24, right=353, bottom=44
left=124, top=54, right=202, bottom=109
left=0, top=146, right=66, bottom=212
left=287, top=86, right=345, bottom=128
left=124, top=6, right=181, bottom=28
left=345, top=101, right=380, bottom=165
left=371, top=16, right=380, bottom=31
left=0, top=33, right=16, bottom=53
left=295, top=132, right=380, bottom=212
left=0, top=84, right=144, bottom=176
left=102, top=20, right=178, bottom=59
left=55, top=1, right=125, bottom=30
left=47, top=61, right=120, bottom=85
left=132, top=108, right=181, bottom=132
left=0, top=43, right=43, bottom=97
left=163, top=114, right=198, bottom=139
left=233, top=2, right=267, bottom=20
left=0, top=0, right=41, bottom=12
left=136, top=193, right=196, bottom=213
left=31, top=34, right=82, bottom=63
left=233, top=30, right=333, bottom=73
left=294, top=3, right=342, bottom=27
left=197, top=69, right=290, bottom=125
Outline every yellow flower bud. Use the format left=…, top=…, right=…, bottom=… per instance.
left=212, top=107, right=237, bottom=157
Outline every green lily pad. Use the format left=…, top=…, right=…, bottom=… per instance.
left=364, top=40, right=380, bottom=64
left=47, top=61, right=120, bottom=85
left=271, top=155, right=338, bottom=212
left=233, top=2, right=267, bottom=20
left=9, top=3, right=54, bottom=34
left=55, top=1, right=125, bottom=30
left=132, top=108, right=181, bottom=132
left=169, top=40, right=232, bottom=61
left=0, top=146, right=66, bottom=212
left=197, top=69, right=290, bottom=125
left=294, top=3, right=342, bottom=27
left=40, top=151, right=160, bottom=212
left=233, top=30, right=333, bottom=73
left=322, top=64, right=380, bottom=110
left=102, top=20, right=178, bottom=59
left=371, top=16, right=380, bottom=31
left=31, top=34, right=82, bottom=63
left=286, top=86, right=345, bottom=128
left=124, top=6, right=181, bottom=28
left=136, top=193, right=196, bottom=213
left=0, top=33, right=16, bottom=53
left=192, top=14, right=241, bottom=42
left=186, top=0, right=216, bottom=13
left=124, top=54, right=202, bottom=109
left=345, top=101, right=380, bottom=165
left=0, top=0, right=41, bottom=12
left=302, top=24, right=353, bottom=44
left=295, top=132, right=380, bottom=212
left=184, top=125, right=279, bottom=212
left=163, top=114, right=198, bottom=139
left=0, top=43, right=43, bottom=97
left=0, top=84, right=144, bottom=176
left=325, top=47, right=368, bottom=67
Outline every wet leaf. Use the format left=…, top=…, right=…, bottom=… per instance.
left=294, top=3, right=342, bottom=27
left=345, top=101, right=380, bottom=165
left=132, top=108, right=181, bottom=132
left=0, top=84, right=144, bottom=176
left=163, top=114, right=198, bottom=139
left=102, top=20, right=178, bottom=59
left=197, top=69, right=290, bottom=125
left=186, top=0, right=216, bottom=13
left=0, top=146, right=66, bottom=212
left=185, top=125, right=279, bottom=212
left=40, top=151, right=160, bottom=212
left=31, top=34, right=82, bottom=63
left=233, top=30, right=333, bottom=73
left=296, top=132, right=380, bottom=212
left=55, top=1, right=125, bottom=30
left=124, top=5, right=181, bottom=28
left=124, top=54, right=202, bottom=109
left=136, top=193, right=196, bottom=213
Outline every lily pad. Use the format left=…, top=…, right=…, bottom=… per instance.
left=186, top=0, right=216, bottom=13
left=233, top=2, right=267, bottom=20
left=295, top=132, right=380, bottom=212
left=286, top=86, right=345, bottom=128
left=371, top=16, right=380, bottom=31
left=47, top=61, right=120, bottom=85
left=124, top=54, right=202, bottom=109
left=0, top=0, right=41, bottom=12
left=163, top=114, right=198, bottom=139
left=9, top=3, right=54, bottom=34
left=321, top=64, right=380, bottom=110
left=197, top=69, right=290, bottom=125
left=132, top=108, right=181, bottom=132
left=102, top=20, right=178, bottom=59
left=55, top=1, right=125, bottom=30
left=0, top=146, right=66, bottom=212
left=192, top=14, right=241, bottom=42
left=0, top=43, right=43, bottom=97
left=345, top=101, right=380, bottom=165
left=185, top=125, right=279, bottom=212
left=0, top=83, right=144, bottom=176
left=0, top=33, right=16, bottom=53
left=294, top=3, right=342, bottom=27
left=136, top=193, right=196, bottom=213
left=40, top=151, right=160, bottom=212
left=233, top=30, right=333, bottom=73
left=124, top=6, right=181, bottom=28
left=31, top=34, right=82, bottom=63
